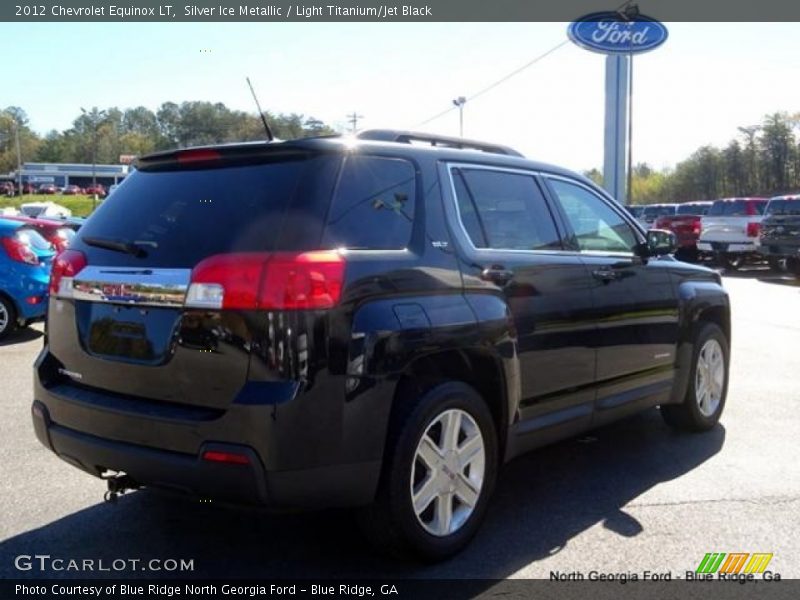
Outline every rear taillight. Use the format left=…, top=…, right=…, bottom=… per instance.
left=177, top=148, right=221, bottom=164
left=186, top=250, right=345, bottom=311
left=746, top=222, right=761, bottom=237
left=202, top=450, right=250, bottom=465
left=1, top=236, right=39, bottom=265
left=49, top=250, right=88, bottom=297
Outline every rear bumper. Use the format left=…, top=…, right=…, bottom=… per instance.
left=697, top=241, right=758, bottom=254
left=32, top=364, right=382, bottom=509
left=758, top=243, right=800, bottom=258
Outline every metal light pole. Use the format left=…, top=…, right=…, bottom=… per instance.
left=81, top=107, right=107, bottom=211
left=452, top=97, right=466, bottom=137
left=14, top=121, right=22, bottom=196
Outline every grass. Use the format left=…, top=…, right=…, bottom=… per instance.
left=0, top=194, right=103, bottom=218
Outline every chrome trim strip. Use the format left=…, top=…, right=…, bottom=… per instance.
left=71, top=266, right=191, bottom=307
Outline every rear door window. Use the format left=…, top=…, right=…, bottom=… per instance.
left=451, top=168, right=562, bottom=251
left=321, top=156, right=416, bottom=250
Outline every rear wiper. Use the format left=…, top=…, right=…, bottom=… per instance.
left=82, top=236, right=153, bottom=258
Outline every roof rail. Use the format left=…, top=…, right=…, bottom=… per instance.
left=355, top=129, right=523, bottom=158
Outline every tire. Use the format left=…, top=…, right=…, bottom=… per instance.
left=788, top=257, right=800, bottom=279
left=357, top=381, right=498, bottom=561
left=767, top=257, right=784, bottom=273
left=661, top=322, right=729, bottom=432
left=719, top=253, right=744, bottom=271
left=0, top=295, right=18, bottom=341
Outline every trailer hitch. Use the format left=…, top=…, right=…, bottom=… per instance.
left=102, top=473, right=140, bottom=504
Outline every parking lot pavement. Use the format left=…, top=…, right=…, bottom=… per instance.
left=0, top=268, right=798, bottom=580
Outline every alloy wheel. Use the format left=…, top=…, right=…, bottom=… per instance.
left=695, top=338, right=725, bottom=417
left=410, top=408, right=486, bottom=537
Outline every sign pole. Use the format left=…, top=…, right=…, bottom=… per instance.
left=603, top=53, right=630, bottom=203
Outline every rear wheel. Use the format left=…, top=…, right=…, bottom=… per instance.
left=661, top=322, right=728, bottom=432
left=0, top=296, right=18, bottom=341
left=788, top=257, right=800, bottom=279
left=357, top=381, right=498, bottom=561
left=767, top=257, right=784, bottom=273
left=719, top=253, right=744, bottom=270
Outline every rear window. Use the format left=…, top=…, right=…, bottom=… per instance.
left=677, top=203, right=709, bottom=215
left=766, top=198, right=800, bottom=215
left=643, top=205, right=676, bottom=218
left=74, top=154, right=340, bottom=268
left=16, top=227, right=53, bottom=251
left=708, top=200, right=766, bottom=216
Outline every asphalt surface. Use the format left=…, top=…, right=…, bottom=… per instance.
left=1, top=268, right=798, bottom=581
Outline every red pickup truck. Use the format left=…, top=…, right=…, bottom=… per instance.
left=654, top=201, right=712, bottom=262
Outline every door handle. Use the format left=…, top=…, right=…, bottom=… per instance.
left=592, top=268, right=621, bottom=282
left=480, top=265, right=514, bottom=286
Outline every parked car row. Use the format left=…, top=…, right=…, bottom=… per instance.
left=0, top=182, right=108, bottom=197
left=626, top=196, right=800, bottom=275
left=0, top=214, right=83, bottom=339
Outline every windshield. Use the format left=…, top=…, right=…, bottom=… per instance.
left=20, top=206, right=45, bottom=217
left=677, top=203, right=710, bottom=215
left=766, top=198, right=800, bottom=216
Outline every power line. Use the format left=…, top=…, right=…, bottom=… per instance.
left=414, top=39, right=571, bottom=128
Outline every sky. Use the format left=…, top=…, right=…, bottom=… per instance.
left=1, top=21, right=799, bottom=173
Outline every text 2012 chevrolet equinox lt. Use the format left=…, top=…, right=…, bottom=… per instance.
left=32, top=131, right=730, bottom=560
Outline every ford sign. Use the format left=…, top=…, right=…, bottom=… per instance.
left=568, top=12, right=668, bottom=55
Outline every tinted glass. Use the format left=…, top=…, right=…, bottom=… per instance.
left=322, top=156, right=415, bottom=250
left=677, top=203, right=710, bottom=215
left=75, top=154, right=339, bottom=268
left=548, top=179, right=638, bottom=253
left=452, top=168, right=562, bottom=251
left=766, top=199, right=800, bottom=215
left=20, top=206, right=45, bottom=217
left=643, top=205, right=677, bottom=218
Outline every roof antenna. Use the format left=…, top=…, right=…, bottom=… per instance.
left=246, top=76, right=275, bottom=142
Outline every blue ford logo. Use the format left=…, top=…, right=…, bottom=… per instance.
left=568, top=12, right=668, bottom=55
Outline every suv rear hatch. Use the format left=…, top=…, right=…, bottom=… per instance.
left=46, top=146, right=341, bottom=411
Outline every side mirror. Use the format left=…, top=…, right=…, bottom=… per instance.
left=638, top=229, right=677, bottom=257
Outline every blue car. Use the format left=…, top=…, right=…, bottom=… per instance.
left=0, top=218, right=56, bottom=339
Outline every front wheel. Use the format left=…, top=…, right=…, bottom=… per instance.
left=358, top=381, right=498, bottom=561
left=661, top=322, right=729, bottom=432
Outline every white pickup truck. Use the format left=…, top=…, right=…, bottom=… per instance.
left=697, top=197, right=769, bottom=269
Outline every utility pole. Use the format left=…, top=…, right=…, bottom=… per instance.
left=347, top=111, right=363, bottom=133
left=452, top=97, right=467, bottom=137
left=81, top=107, right=107, bottom=211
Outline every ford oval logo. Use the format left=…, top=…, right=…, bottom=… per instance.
left=568, top=12, right=668, bottom=55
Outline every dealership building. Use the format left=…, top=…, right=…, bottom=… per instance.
left=12, top=162, right=130, bottom=188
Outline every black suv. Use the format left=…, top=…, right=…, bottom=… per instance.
left=32, top=131, right=730, bottom=560
left=759, top=194, right=800, bottom=277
